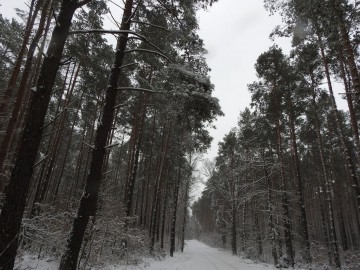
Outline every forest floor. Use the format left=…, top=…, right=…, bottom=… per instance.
left=16, top=240, right=305, bottom=270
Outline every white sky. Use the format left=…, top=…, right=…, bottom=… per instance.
left=197, top=0, right=292, bottom=159
left=1, top=0, right=348, bottom=162
left=197, top=1, right=348, bottom=160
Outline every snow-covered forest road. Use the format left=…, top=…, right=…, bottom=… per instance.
left=17, top=240, right=282, bottom=270
left=127, top=240, right=278, bottom=270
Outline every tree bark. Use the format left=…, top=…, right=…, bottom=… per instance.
left=150, top=122, right=172, bottom=253
left=273, top=80, right=294, bottom=267
left=310, top=81, right=341, bottom=268
left=124, top=93, right=148, bottom=217
left=331, top=0, right=360, bottom=105
left=170, top=165, right=181, bottom=256
left=58, top=0, right=134, bottom=268
left=287, top=96, right=311, bottom=263
left=264, top=155, right=278, bottom=266
left=0, top=0, right=39, bottom=120
left=0, top=1, right=83, bottom=268
left=0, top=0, right=52, bottom=179
left=180, top=179, right=189, bottom=252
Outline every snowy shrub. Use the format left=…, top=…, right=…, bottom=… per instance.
left=244, top=246, right=261, bottom=261
left=20, top=203, right=75, bottom=259
left=343, top=250, right=360, bottom=270
left=76, top=190, right=152, bottom=269
left=275, top=254, right=292, bottom=269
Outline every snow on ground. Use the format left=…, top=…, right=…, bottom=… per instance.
left=16, top=240, right=300, bottom=270
left=114, top=240, right=284, bottom=270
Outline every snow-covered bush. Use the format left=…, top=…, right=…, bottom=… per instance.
left=20, top=203, right=75, bottom=259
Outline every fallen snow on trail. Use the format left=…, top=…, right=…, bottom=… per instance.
left=16, top=240, right=293, bottom=270
left=115, top=240, right=281, bottom=270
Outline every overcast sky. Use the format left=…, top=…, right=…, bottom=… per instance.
left=1, top=0, right=347, bottom=162
left=197, top=1, right=293, bottom=159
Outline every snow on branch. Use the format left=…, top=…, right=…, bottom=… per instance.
left=33, top=155, right=49, bottom=168
left=124, top=48, right=172, bottom=62
left=126, top=0, right=143, bottom=24
left=68, top=29, right=173, bottom=62
left=117, top=87, right=156, bottom=93
left=104, top=143, right=119, bottom=149
left=132, top=20, right=169, bottom=31
left=42, top=97, right=79, bottom=130
left=114, top=103, right=127, bottom=109
left=168, top=64, right=211, bottom=88
left=83, top=141, right=95, bottom=149
left=117, top=62, right=139, bottom=70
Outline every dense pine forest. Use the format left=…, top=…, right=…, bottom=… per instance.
left=0, top=0, right=359, bottom=269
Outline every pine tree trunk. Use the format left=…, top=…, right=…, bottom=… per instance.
left=241, top=203, right=246, bottom=252
left=124, top=93, right=148, bottom=217
left=58, top=1, right=134, bottom=268
left=160, top=179, right=168, bottom=250
left=70, top=116, right=89, bottom=199
left=150, top=123, right=172, bottom=253
left=338, top=52, right=360, bottom=163
left=170, top=164, right=181, bottom=256
left=29, top=62, right=74, bottom=217
left=53, top=91, right=84, bottom=201
left=287, top=96, right=311, bottom=263
left=264, top=156, right=278, bottom=266
left=0, top=0, right=51, bottom=173
left=142, top=112, right=156, bottom=228
left=331, top=0, right=360, bottom=104
left=273, top=81, right=294, bottom=267
left=0, top=1, right=82, bottom=268
left=254, top=200, right=263, bottom=257
left=310, top=81, right=341, bottom=268
left=180, top=180, right=189, bottom=252
left=38, top=62, right=79, bottom=204
left=231, top=201, right=237, bottom=255
left=0, top=0, right=38, bottom=121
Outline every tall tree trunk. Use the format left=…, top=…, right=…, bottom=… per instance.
left=241, top=202, right=246, bottom=252
left=124, top=93, right=148, bottom=217
left=29, top=62, right=74, bottom=217
left=170, top=165, right=181, bottom=256
left=150, top=122, right=172, bottom=253
left=317, top=32, right=360, bottom=215
left=310, top=79, right=341, bottom=268
left=287, top=96, right=311, bottom=263
left=58, top=1, right=134, bottom=268
left=331, top=0, right=360, bottom=104
left=264, top=155, right=278, bottom=266
left=0, top=1, right=86, bottom=268
left=180, top=179, right=189, bottom=253
left=231, top=200, right=237, bottom=255
left=0, top=0, right=52, bottom=179
left=39, top=62, right=80, bottom=203
left=0, top=0, right=38, bottom=120
left=338, top=52, right=360, bottom=166
left=160, top=173, right=169, bottom=250
left=273, top=81, right=294, bottom=267
left=142, top=112, right=156, bottom=228
left=53, top=92, right=84, bottom=201
left=7, top=8, right=53, bottom=167
left=254, top=200, right=263, bottom=257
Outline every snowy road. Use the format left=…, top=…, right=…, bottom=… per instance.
left=135, top=240, right=277, bottom=270
left=17, top=240, right=279, bottom=269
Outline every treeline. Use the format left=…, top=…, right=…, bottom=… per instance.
left=193, top=0, right=360, bottom=269
left=0, top=0, right=222, bottom=269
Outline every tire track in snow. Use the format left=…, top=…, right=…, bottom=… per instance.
left=198, top=247, right=239, bottom=270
